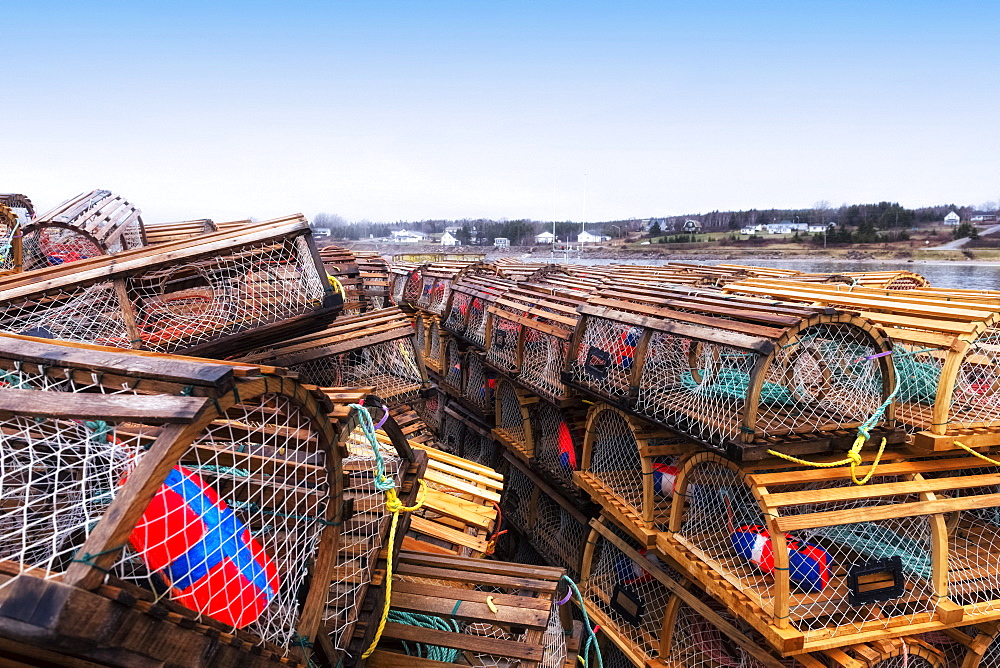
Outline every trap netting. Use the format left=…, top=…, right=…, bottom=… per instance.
left=674, top=456, right=939, bottom=642
left=941, top=325, right=1000, bottom=430
left=486, top=309, right=522, bottom=374
left=461, top=352, right=496, bottom=416
left=494, top=378, right=532, bottom=456
left=579, top=520, right=680, bottom=664
left=569, top=315, right=643, bottom=405
left=443, top=339, right=464, bottom=392
left=0, top=234, right=328, bottom=354
left=427, top=317, right=445, bottom=373
left=0, top=412, right=151, bottom=586
left=0, top=205, right=20, bottom=274
left=530, top=484, right=589, bottom=581
left=111, top=392, right=332, bottom=651
left=414, top=391, right=443, bottom=434
left=500, top=464, right=536, bottom=535
left=521, top=325, right=573, bottom=403
left=291, top=339, right=425, bottom=406
left=579, top=406, right=686, bottom=533
left=598, top=640, right=641, bottom=668
left=665, top=600, right=799, bottom=668
left=325, top=410, right=406, bottom=654
left=462, top=428, right=503, bottom=470
left=532, top=401, right=584, bottom=492
left=441, top=274, right=514, bottom=347
left=21, top=189, right=146, bottom=271
left=413, top=312, right=429, bottom=359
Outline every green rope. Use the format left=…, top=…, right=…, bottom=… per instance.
left=386, top=610, right=461, bottom=660
left=348, top=403, right=395, bottom=492
left=85, top=420, right=112, bottom=443
left=195, top=464, right=251, bottom=477
left=561, top=574, right=603, bottom=668
left=0, top=370, right=32, bottom=389
left=810, top=524, right=932, bottom=580
left=228, top=500, right=341, bottom=526
left=681, top=370, right=795, bottom=405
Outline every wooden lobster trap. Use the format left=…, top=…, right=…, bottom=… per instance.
left=0, top=335, right=362, bottom=666
left=389, top=261, right=422, bottom=307
left=790, top=271, right=932, bottom=290
left=656, top=451, right=1000, bottom=654
left=459, top=351, right=497, bottom=418
left=575, top=403, right=696, bottom=546
left=238, top=307, right=429, bottom=408
left=443, top=400, right=505, bottom=471
left=19, top=189, right=147, bottom=271
left=441, top=272, right=515, bottom=348
left=318, top=245, right=371, bottom=315
left=920, top=624, right=1000, bottom=668
left=413, top=387, right=445, bottom=435
left=485, top=281, right=591, bottom=403
left=502, top=453, right=592, bottom=581
left=424, top=314, right=451, bottom=377
left=530, top=399, right=588, bottom=495
left=724, top=279, right=1000, bottom=453
left=0, top=214, right=339, bottom=357
left=404, top=443, right=502, bottom=559
left=493, top=376, right=539, bottom=461
left=565, top=283, right=898, bottom=459
left=0, top=203, right=24, bottom=277
left=351, top=551, right=568, bottom=668
left=439, top=336, right=465, bottom=393
left=412, top=261, right=487, bottom=315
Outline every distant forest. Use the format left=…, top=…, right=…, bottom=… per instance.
left=313, top=201, right=996, bottom=244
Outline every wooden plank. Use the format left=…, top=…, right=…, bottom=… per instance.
left=761, top=472, right=1000, bottom=508
left=0, top=388, right=209, bottom=424
left=774, top=493, right=1000, bottom=532
left=380, top=622, right=543, bottom=660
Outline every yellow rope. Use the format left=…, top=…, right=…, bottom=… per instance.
left=953, top=440, right=1000, bottom=466
left=326, top=273, right=345, bottom=296
left=361, top=479, right=428, bottom=659
left=767, top=433, right=888, bottom=485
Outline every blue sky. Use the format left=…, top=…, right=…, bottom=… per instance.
left=3, top=1, right=998, bottom=223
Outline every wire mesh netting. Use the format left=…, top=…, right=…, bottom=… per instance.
left=107, top=392, right=332, bottom=651
left=917, top=630, right=974, bottom=668
left=665, top=601, right=786, bottom=668
left=501, top=465, right=535, bottom=534
left=597, top=640, right=641, bottom=668
left=415, top=392, right=443, bottom=434
left=443, top=340, right=463, bottom=392
left=486, top=312, right=521, bottom=374
left=325, top=415, right=405, bottom=654
left=442, top=292, right=473, bottom=337
left=531, top=492, right=587, bottom=580
left=495, top=379, right=529, bottom=453
left=462, top=430, right=503, bottom=471
left=0, top=236, right=328, bottom=353
left=947, top=326, right=1000, bottom=430
left=414, top=313, right=428, bottom=358
left=569, top=316, right=639, bottom=404
left=677, top=459, right=939, bottom=641
left=579, top=523, right=678, bottom=663
left=532, top=402, right=583, bottom=491
left=289, top=339, right=424, bottom=406
left=403, top=271, right=424, bottom=305
left=427, top=279, right=452, bottom=316
left=462, top=354, right=495, bottom=416
left=521, top=328, right=572, bottom=403
left=633, top=323, right=887, bottom=448
left=428, top=320, right=444, bottom=371
left=586, top=409, right=677, bottom=531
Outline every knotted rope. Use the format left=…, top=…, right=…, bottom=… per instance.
left=351, top=403, right=427, bottom=659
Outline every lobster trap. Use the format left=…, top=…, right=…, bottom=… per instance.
left=352, top=550, right=567, bottom=668
left=318, top=245, right=372, bottom=315
left=530, top=399, right=588, bottom=494
left=239, top=307, right=429, bottom=407
left=20, top=189, right=147, bottom=271
left=0, top=335, right=364, bottom=666
left=485, top=281, right=589, bottom=403
left=658, top=451, right=1000, bottom=654
left=423, top=315, right=450, bottom=376
left=724, top=279, right=1000, bottom=453
left=389, top=261, right=422, bottom=307
left=443, top=400, right=504, bottom=470
left=575, top=403, right=695, bottom=545
left=411, top=261, right=486, bottom=315
left=441, top=337, right=465, bottom=393
left=460, top=351, right=496, bottom=417
left=493, top=376, right=538, bottom=461
left=0, top=215, right=338, bottom=357
left=440, top=272, right=515, bottom=347
left=0, top=203, right=24, bottom=276
left=566, top=283, right=898, bottom=459
left=789, top=271, right=932, bottom=290
left=503, top=453, right=592, bottom=581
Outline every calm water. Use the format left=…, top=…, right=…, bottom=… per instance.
left=545, top=257, right=998, bottom=291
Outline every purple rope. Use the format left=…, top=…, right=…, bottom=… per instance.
left=373, top=405, right=390, bottom=430
left=556, top=589, right=573, bottom=606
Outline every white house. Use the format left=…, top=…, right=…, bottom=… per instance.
left=740, top=226, right=759, bottom=235
left=494, top=237, right=510, bottom=248
left=534, top=230, right=556, bottom=244
left=681, top=220, right=702, bottom=233
left=391, top=229, right=426, bottom=243
left=578, top=230, right=610, bottom=244
left=944, top=211, right=961, bottom=226
left=440, top=231, right=459, bottom=246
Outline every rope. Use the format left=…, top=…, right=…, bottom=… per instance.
left=385, top=611, right=461, bottom=660
left=560, top=574, right=603, bottom=668
left=327, top=273, right=345, bottom=296
left=953, top=440, right=1000, bottom=466
left=350, top=403, right=428, bottom=659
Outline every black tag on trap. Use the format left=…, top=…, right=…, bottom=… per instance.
left=584, top=346, right=611, bottom=379
left=847, top=556, right=904, bottom=606
left=610, top=584, right=645, bottom=624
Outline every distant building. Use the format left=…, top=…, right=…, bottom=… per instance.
left=534, top=231, right=556, bottom=244
left=681, top=220, right=702, bottom=233
left=312, top=228, right=331, bottom=238
left=494, top=237, right=510, bottom=248
left=740, top=226, right=759, bottom=235
left=578, top=230, right=610, bottom=244
left=440, top=231, right=459, bottom=246
left=944, top=211, right=961, bottom=226
left=807, top=224, right=832, bottom=233
left=971, top=213, right=996, bottom=223
left=391, top=229, right=427, bottom=243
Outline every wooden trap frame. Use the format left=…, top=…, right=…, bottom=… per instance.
left=920, top=623, right=1000, bottom=668
left=412, top=261, right=491, bottom=316
left=565, top=283, right=899, bottom=460
left=318, top=245, right=373, bottom=315
left=485, top=281, right=591, bottom=404
left=653, top=450, right=1000, bottom=655
left=0, top=335, right=363, bottom=666
left=440, top=272, right=516, bottom=348
left=788, top=271, right=932, bottom=290
left=725, top=279, right=1000, bottom=453
left=502, top=453, right=593, bottom=581
left=493, top=376, right=539, bottom=462
left=574, top=403, right=697, bottom=546
left=238, top=307, right=430, bottom=407
left=19, top=189, right=147, bottom=271
left=389, top=261, right=422, bottom=308
left=0, top=214, right=340, bottom=358
left=348, top=551, right=568, bottom=668
left=404, top=443, right=502, bottom=559
left=440, top=335, right=465, bottom=393
left=0, top=203, right=23, bottom=277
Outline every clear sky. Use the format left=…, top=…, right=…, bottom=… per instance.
left=3, top=1, right=998, bottom=223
